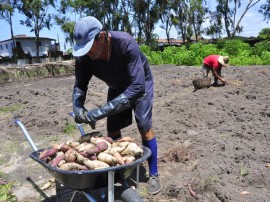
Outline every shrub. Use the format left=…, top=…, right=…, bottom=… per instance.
left=162, top=46, right=180, bottom=64
left=223, top=40, right=250, bottom=56
left=149, top=51, right=163, bottom=65
left=252, top=40, right=270, bottom=56
left=176, top=50, right=197, bottom=66
left=261, top=51, right=270, bottom=65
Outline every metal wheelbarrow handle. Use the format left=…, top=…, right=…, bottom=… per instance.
left=69, top=112, right=86, bottom=136
left=14, top=119, right=38, bottom=151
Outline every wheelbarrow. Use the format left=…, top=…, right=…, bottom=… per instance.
left=15, top=119, right=151, bottom=202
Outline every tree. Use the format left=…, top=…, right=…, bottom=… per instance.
left=257, top=28, right=270, bottom=40
left=158, top=0, right=177, bottom=45
left=259, top=0, right=270, bottom=22
left=55, top=17, right=75, bottom=47
left=142, top=0, right=160, bottom=45
left=206, top=9, right=223, bottom=39
left=189, top=0, right=208, bottom=42
left=0, top=0, right=17, bottom=61
left=57, top=0, right=134, bottom=40
left=17, top=0, right=56, bottom=63
left=132, top=0, right=146, bottom=45
left=173, top=0, right=190, bottom=42
left=215, top=0, right=261, bottom=38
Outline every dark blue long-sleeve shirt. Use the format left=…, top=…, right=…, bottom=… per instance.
left=74, top=31, right=153, bottom=103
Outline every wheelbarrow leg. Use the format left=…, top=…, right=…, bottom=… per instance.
left=108, top=170, right=115, bottom=202
left=69, top=190, right=78, bottom=202
left=136, top=164, right=140, bottom=189
left=55, top=180, right=63, bottom=202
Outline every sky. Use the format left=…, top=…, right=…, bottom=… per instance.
left=0, top=0, right=269, bottom=52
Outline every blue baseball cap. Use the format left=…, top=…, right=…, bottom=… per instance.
left=73, top=16, right=103, bottom=57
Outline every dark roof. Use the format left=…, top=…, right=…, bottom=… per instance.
left=0, top=35, right=56, bottom=43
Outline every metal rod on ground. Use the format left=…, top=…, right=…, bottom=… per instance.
left=14, top=119, right=38, bottom=151
left=69, top=112, right=86, bottom=136
left=108, top=171, right=115, bottom=202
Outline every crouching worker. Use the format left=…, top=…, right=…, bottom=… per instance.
left=202, top=55, right=229, bottom=86
left=71, top=16, right=162, bottom=195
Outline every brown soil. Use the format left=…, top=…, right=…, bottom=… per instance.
left=0, top=63, right=269, bottom=202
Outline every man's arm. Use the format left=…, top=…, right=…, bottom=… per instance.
left=73, top=57, right=93, bottom=125
left=212, top=69, right=226, bottom=83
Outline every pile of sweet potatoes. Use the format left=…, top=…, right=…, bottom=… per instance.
left=39, top=135, right=143, bottom=171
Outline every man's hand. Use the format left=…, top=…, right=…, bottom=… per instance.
left=221, top=78, right=226, bottom=84
left=74, top=110, right=96, bottom=129
left=74, top=109, right=88, bottom=124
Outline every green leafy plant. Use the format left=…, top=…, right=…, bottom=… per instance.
left=203, top=175, right=218, bottom=187
left=240, top=166, right=249, bottom=177
left=252, top=40, right=270, bottom=56
left=223, top=40, right=250, bottom=56
left=0, top=182, right=17, bottom=202
left=140, top=39, right=270, bottom=66
left=64, top=122, right=77, bottom=134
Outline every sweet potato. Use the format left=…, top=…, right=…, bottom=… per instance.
left=117, top=136, right=134, bottom=142
left=39, top=148, right=57, bottom=159
left=52, top=143, right=70, bottom=152
left=112, top=141, right=130, bottom=148
left=97, top=152, right=118, bottom=166
left=59, top=144, right=70, bottom=152
left=121, top=143, right=143, bottom=156
left=78, top=151, right=97, bottom=160
left=76, top=142, right=96, bottom=152
left=103, top=137, right=114, bottom=144
left=90, top=137, right=111, bottom=148
left=74, top=152, right=87, bottom=164
left=107, top=144, right=128, bottom=154
left=85, top=142, right=108, bottom=155
left=122, top=155, right=135, bottom=164
left=50, top=151, right=65, bottom=167
left=60, top=162, right=88, bottom=170
left=66, top=141, right=80, bottom=148
left=64, top=148, right=76, bottom=162
left=58, top=160, right=66, bottom=167
left=83, top=159, right=110, bottom=170
left=113, top=152, right=125, bottom=165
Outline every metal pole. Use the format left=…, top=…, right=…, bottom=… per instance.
left=69, top=112, right=86, bottom=136
left=69, top=190, right=78, bottom=202
left=14, top=119, right=38, bottom=151
left=108, top=171, right=115, bottom=202
left=136, top=164, right=140, bottom=188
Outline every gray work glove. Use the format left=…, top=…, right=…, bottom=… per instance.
left=87, top=93, right=131, bottom=122
left=72, top=87, right=96, bottom=129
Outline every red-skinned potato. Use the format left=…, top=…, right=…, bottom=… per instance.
left=50, top=152, right=65, bottom=167
left=39, top=148, right=57, bottom=160
left=85, top=142, right=108, bottom=155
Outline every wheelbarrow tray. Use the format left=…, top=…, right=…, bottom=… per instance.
left=30, top=147, right=151, bottom=190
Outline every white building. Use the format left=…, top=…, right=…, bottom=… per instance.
left=0, top=34, right=59, bottom=59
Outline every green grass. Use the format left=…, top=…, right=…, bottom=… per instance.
left=0, top=104, right=24, bottom=113
left=0, top=182, right=17, bottom=201
left=64, top=122, right=77, bottom=134
left=2, top=140, right=19, bottom=155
